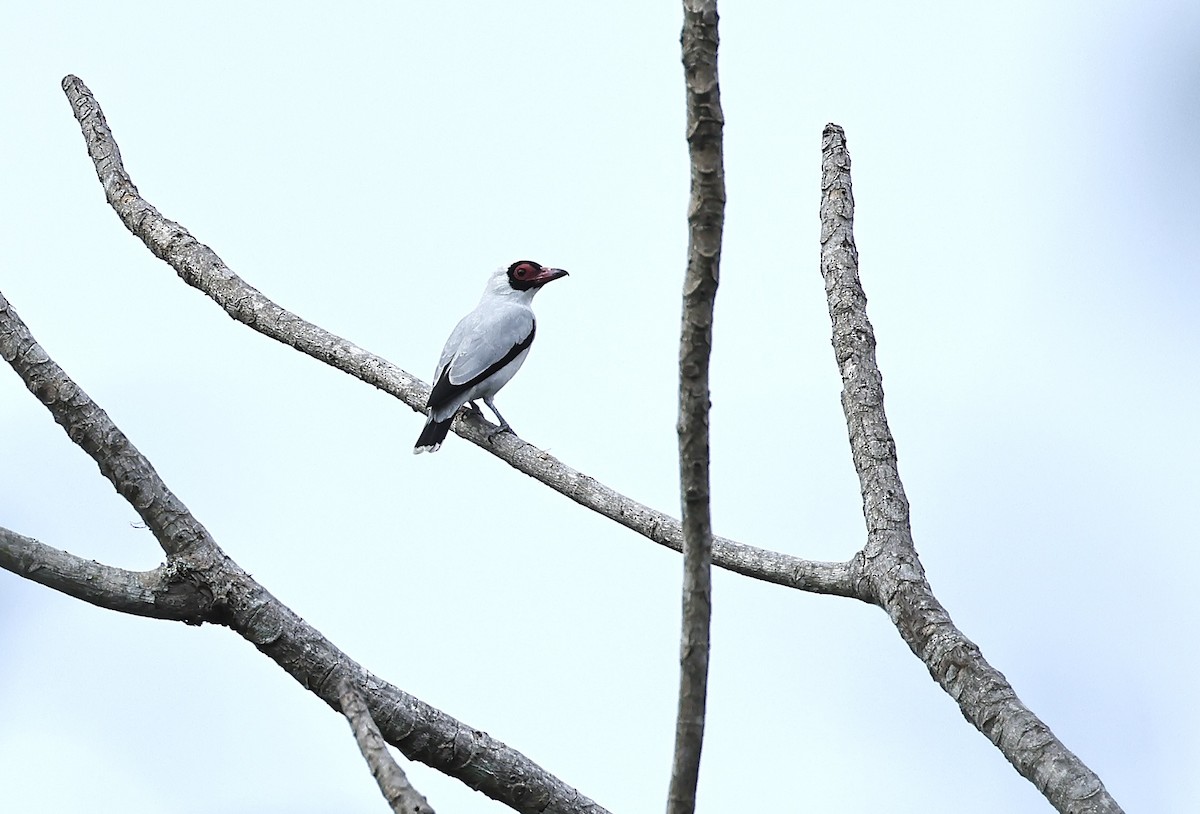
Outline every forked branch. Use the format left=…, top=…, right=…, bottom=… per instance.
left=339, top=680, right=436, bottom=814
left=0, top=74, right=1122, bottom=814
left=818, top=124, right=1121, bottom=814
left=0, top=525, right=214, bottom=623
left=0, top=289, right=607, bottom=814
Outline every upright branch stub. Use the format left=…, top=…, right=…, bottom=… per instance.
left=669, top=2, right=725, bottom=814
left=818, top=126, right=921, bottom=588
left=818, top=124, right=1122, bottom=814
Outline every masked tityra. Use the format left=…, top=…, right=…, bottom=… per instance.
left=414, top=260, right=569, bottom=453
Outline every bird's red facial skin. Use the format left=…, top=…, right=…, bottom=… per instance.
left=510, top=262, right=540, bottom=283
left=507, top=260, right=568, bottom=289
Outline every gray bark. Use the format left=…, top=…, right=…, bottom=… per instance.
left=0, top=525, right=212, bottom=623
left=0, top=289, right=608, bottom=814
left=0, top=73, right=1125, bottom=814
left=59, top=73, right=857, bottom=600
left=339, top=681, right=436, bottom=814
left=667, top=2, right=725, bottom=814
left=818, top=123, right=1122, bottom=814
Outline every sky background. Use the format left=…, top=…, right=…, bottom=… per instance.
left=2, top=2, right=1198, bottom=812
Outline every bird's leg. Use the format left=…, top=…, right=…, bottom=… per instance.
left=482, top=397, right=514, bottom=441
left=466, top=400, right=484, bottom=416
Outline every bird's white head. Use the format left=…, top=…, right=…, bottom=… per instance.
left=483, top=260, right=569, bottom=301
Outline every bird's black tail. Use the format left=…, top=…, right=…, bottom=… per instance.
left=413, top=416, right=453, bottom=454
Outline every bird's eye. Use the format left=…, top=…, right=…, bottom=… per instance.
left=515, top=264, right=535, bottom=278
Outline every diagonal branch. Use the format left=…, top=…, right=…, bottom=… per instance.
left=6, top=66, right=1122, bottom=814
left=0, top=525, right=214, bottom=623
left=667, top=2, right=724, bottom=814
left=0, top=288, right=608, bottom=814
left=339, top=680, right=436, bottom=814
left=818, top=123, right=1122, bottom=814
left=58, top=74, right=861, bottom=603
left=0, top=292, right=218, bottom=561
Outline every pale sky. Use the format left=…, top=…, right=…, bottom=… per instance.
left=2, top=2, right=1197, bottom=812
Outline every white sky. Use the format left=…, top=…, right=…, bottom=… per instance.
left=1, top=2, right=1197, bottom=812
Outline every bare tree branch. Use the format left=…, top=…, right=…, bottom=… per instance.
left=0, top=295, right=218, bottom=561
left=818, top=123, right=1122, bottom=814
left=57, top=74, right=860, bottom=603
left=668, top=2, right=724, bottom=813
left=0, top=288, right=608, bottom=814
left=339, top=680, right=436, bottom=814
left=24, top=71, right=1121, bottom=813
left=0, top=525, right=213, bottom=623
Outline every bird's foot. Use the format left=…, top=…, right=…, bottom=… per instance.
left=486, top=422, right=513, bottom=444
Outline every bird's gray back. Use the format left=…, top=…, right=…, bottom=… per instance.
left=435, top=302, right=535, bottom=387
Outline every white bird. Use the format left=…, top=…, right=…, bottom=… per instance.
left=414, top=260, right=569, bottom=453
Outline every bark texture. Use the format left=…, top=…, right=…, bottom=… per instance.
left=58, top=74, right=858, bottom=601
left=340, top=681, right=436, bottom=814
left=0, top=73, right=1125, bottom=814
left=0, top=288, right=607, bottom=814
left=819, top=123, right=1122, bottom=814
left=0, top=525, right=213, bottom=623
left=668, top=2, right=724, bottom=814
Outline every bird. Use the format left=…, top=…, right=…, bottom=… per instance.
left=414, top=260, right=569, bottom=453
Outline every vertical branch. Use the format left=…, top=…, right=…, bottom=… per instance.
left=669, top=2, right=725, bottom=814
left=818, top=125, right=918, bottom=587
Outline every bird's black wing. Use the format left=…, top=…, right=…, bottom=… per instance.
left=426, top=323, right=536, bottom=411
